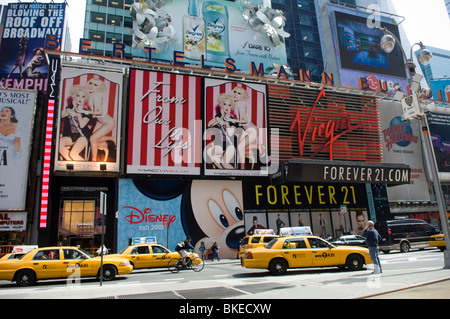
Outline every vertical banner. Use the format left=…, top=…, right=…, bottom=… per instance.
left=379, top=100, right=430, bottom=201
left=54, top=64, right=123, bottom=172
left=0, top=2, right=66, bottom=91
left=204, top=78, right=268, bottom=176
left=127, top=69, right=201, bottom=175
left=0, top=88, right=36, bottom=211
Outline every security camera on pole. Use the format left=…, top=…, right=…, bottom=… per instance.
left=378, top=27, right=450, bottom=268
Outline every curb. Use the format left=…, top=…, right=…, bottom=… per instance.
left=355, top=277, right=450, bottom=299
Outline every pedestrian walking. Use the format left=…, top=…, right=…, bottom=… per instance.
left=362, top=221, right=382, bottom=274
left=210, top=241, right=220, bottom=261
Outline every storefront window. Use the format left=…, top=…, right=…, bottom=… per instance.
left=58, top=187, right=107, bottom=253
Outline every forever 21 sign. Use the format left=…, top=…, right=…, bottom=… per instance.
left=288, top=160, right=411, bottom=185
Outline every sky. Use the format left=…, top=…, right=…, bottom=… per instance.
left=0, top=0, right=449, bottom=52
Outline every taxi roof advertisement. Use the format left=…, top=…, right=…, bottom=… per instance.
left=130, top=0, right=288, bottom=72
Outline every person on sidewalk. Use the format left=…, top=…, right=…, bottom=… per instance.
left=210, top=241, right=220, bottom=261
left=362, top=220, right=382, bottom=274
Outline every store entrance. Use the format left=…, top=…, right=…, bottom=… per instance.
left=57, top=187, right=108, bottom=256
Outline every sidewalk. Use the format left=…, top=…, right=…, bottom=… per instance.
left=361, top=278, right=450, bottom=299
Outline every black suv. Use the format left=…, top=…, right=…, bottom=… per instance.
left=377, top=219, right=439, bottom=253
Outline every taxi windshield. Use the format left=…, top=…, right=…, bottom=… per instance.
left=78, top=248, right=94, bottom=258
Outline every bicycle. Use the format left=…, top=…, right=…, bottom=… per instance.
left=168, top=253, right=205, bottom=273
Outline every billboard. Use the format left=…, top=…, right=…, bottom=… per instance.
left=129, top=0, right=288, bottom=72
left=0, top=2, right=66, bottom=91
left=204, top=78, right=268, bottom=176
left=379, top=100, right=430, bottom=202
left=127, top=69, right=202, bottom=175
left=333, top=10, right=404, bottom=77
left=54, top=64, right=123, bottom=172
left=327, top=8, right=409, bottom=93
left=0, top=89, right=36, bottom=211
left=428, top=112, right=450, bottom=174
left=430, top=79, right=450, bottom=101
left=117, top=179, right=244, bottom=259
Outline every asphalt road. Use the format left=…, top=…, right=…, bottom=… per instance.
left=0, top=248, right=449, bottom=300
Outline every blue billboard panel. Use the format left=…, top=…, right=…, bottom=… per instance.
left=0, top=2, right=66, bottom=91
left=334, top=10, right=405, bottom=78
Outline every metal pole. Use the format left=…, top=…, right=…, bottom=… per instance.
left=99, top=192, right=107, bottom=286
left=420, top=117, right=450, bottom=268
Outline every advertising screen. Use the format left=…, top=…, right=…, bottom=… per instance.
left=54, top=64, right=123, bottom=172
left=204, top=78, right=268, bottom=176
left=0, top=89, right=36, bottom=211
left=129, top=0, right=288, bottom=72
left=428, top=112, right=450, bottom=173
left=127, top=69, right=202, bottom=175
left=333, top=10, right=405, bottom=78
left=0, top=2, right=66, bottom=91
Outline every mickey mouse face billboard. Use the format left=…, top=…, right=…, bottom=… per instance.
left=118, top=179, right=244, bottom=258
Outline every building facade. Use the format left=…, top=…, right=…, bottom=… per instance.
left=0, top=0, right=448, bottom=259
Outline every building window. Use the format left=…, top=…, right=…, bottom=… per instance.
left=297, top=0, right=310, bottom=11
left=107, top=14, right=123, bottom=27
left=91, top=12, right=106, bottom=24
left=301, top=30, right=314, bottom=42
left=106, top=32, right=122, bottom=44
left=90, top=30, right=105, bottom=42
left=108, top=0, right=124, bottom=9
left=92, top=0, right=107, bottom=6
left=298, top=14, right=312, bottom=26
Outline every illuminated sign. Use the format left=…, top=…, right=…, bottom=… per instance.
left=288, top=160, right=411, bottom=185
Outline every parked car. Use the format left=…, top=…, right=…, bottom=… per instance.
left=330, top=235, right=367, bottom=247
left=0, top=246, right=132, bottom=287
left=241, top=235, right=372, bottom=275
left=376, top=219, right=439, bottom=253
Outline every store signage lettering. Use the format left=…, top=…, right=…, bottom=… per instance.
left=289, top=88, right=363, bottom=160
left=0, top=213, right=24, bottom=226
left=122, top=206, right=176, bottom=229
left=254, top=184, right=357, bottom=206
left=141, top=81, right=190, bottom=157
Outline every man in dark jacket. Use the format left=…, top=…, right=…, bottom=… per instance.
left=362, top=221, right=382, bottom=274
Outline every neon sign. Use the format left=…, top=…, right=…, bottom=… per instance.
left=289, top=88, right=363, bottom=160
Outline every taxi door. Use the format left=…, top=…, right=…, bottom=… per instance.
left=280, top=238, right=312, bottom=268
left=61, top=248, right=94, bottom=278
left=31, top=249, right=64, bottom=279
left=307, top=237, right=339, bottom=267
left=150, top=245, right=172, bottom=268
left=129, top=245, right=153, bottom=268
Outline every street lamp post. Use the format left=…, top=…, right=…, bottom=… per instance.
left=379, top=27, right=450, bottom=268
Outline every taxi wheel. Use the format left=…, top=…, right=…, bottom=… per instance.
left=15, top=270, right=37, bottom=287
left=346, top=254, right=364, bottom=271
left=100, top=265, right=117, bottom=281
left=269, top=259, right=288, bottom=275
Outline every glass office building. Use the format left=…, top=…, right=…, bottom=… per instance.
left=84, top=0, right=135, bottom=59
left=271, top=0, right=325, bottom=82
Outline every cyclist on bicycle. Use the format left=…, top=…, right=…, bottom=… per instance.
left=175, top=236, right=195, bottom=267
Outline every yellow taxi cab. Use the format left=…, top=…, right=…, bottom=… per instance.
left=238, top=229, right=278, bottom=261
left=429, top=234, right=446, bottom=251
left=109, top=243, right=182, bottom=269
left=241, top=235, right=372, bottom=275
left=0, top=246, right=132, bottom=287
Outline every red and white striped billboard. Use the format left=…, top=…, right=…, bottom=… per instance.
left=127, top=69, right=201, bottom=175
left=204, top=78, right=268, bottom=176
left=54, top=64, right=123, bottom=172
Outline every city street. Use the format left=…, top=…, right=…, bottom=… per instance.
left=0, top=248, right=449, bottom=300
